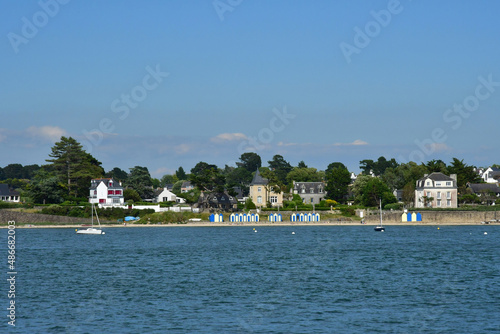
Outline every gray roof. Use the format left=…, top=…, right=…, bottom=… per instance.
left=293, top=181, right=325, bottom=194
left=468, top=183, right=500, bottom=194
left=0, top=184, right=19, bottom=196
left=89, top=178, right=123, bottom=190
left=416, top=172, right=457, bottom=188
left=250, top=169, right=268, bottom=186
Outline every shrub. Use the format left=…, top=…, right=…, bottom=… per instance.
left=384, top=203, right=403, bottom=210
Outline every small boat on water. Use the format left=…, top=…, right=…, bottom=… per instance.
left=374, top=199, right=385, bottom=232
left=76, top=204, right=105, bottom=235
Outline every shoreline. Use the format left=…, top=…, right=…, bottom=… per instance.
left=2, top=221, right=497, bottom=228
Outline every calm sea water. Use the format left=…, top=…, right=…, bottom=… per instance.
left=4, top=225, right=500, bottom=333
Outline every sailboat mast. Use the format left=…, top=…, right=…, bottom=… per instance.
left=379, top=199, right=382, bottom=225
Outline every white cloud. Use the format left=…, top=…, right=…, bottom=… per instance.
left=26, top=126, right=67, bottom=142
left=211, top=133, right=248, bottom=143
left=428, top=142, right=450, bottom=152
left=334, top=139, right=368, bottom=146
left=174, top=143, right=192, bottom=154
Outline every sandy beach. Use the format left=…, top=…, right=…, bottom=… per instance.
left=5, top=220, right=495, bottom=228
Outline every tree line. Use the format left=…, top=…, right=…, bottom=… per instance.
left=0, top=136, right=494, bottom=207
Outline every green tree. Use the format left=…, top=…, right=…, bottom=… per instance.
left=160, top=174, right=179, bottom=187
left=448, top=158, right=481, bottom=190
left=326, top=162, right=347, bottom=174
left=426, top=159, right=448, bottom=173
left=297, top=160, right=308, bottom=168
left=176, top=166, right=187, bottom=180
left=46, top=136, right=104, bottom=198
left=225, top=166, right=252, bottom=195
left=105, top=167, right=128, bottom=182
left=361, top=177, right=396, bottom=207
left=190, top=162, right=226, bottom=192
left=26, top=169, right=66, bottom=204
left=325, top=167, right=351, bottom=203
left=286, top=167, right=323, bottom=184
left=237, top=152, right=261, bottom=173
left=125, top=166, right=153, bottom=199
left=124, top=188, right=141, bottom=203
left=268, top=155, right=292, bottom=184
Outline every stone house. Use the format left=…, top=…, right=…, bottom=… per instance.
left=291, top=181, right=326, bottom=205
left=248, top=169, right=283, bottom=208
left=414, top=173, right=458, bottom=208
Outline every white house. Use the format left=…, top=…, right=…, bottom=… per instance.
left=89, top=178, right=124, bottom=206
left=154, top=187, right=177, bottom=203
left=480, top=167, right=500, bottom=184
left=0, top=184, right=20, bottom=203
left=415, top=173, right=458, bottom=208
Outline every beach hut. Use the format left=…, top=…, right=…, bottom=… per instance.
left=209, top=213, right=224, bottom=222
left=299, top=213, right=305, bottom=222
left=313, top=213, right=320, bottom=222
left=291, top=214, right=297, bottom=222
left=407, top=212, right=412, bottom=222
left=416, top=213, right=422, bottom=222
left=230, top=213, right=236, bottom=222
left=411, top=212, right=417, bottom=222
left=401, top=213, right=408, bottom=222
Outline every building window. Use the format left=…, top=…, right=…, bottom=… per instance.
left=437, top=199, right=441, bottom=207
left=318, top=187, right=323, bottom=193
left=447, top=192, right=451, bottom=199
left=426, top=181, right=431, bottom=186
left=446, top=182, right=451, bottom=186
left=310, top=188, right=314, bottom=193
left=113, top=198, right=121, bottom=204
left=257, top=196, right=262, bottom=204
left=447, top=199, right=451, bottom=207
left=436, top=182, right=441, bottom=187
left=258, top=187, right=262, bottom=192
left=426, top=192, right=431, bottom=197
left=270, top=196, right=277, bottom=203
left=301, top=186, right=305, bottom=194
left=437, top=192, right=441, bottom=199
left=310, top=198, right=314, bottom=203
left=108, top=190, right=114, bottom=195
left=99, top=199, right=106, bottom=203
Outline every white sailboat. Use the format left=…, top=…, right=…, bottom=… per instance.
left=374, top=199, right=385, bottom=232
left=76, top=203, right=105, bottom=235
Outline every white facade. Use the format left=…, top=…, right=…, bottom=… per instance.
left=155, top=188, right=177, bottom=202
left=481, top=167, right=500, bottom=184
left=89, top=178, right=124, bottom=206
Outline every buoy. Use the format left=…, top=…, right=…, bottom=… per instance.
left=484, top=232, right=488, bottom=235
left=102, top=232, right=106, bottom=235
left=437, top=227, right=440, bottom=230
left=292, top=232, right=295, bottom=235
left=254, top=230, right=257, bottom=233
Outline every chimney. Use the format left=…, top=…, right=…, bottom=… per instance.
left=450, top=174, right=457, bottom=181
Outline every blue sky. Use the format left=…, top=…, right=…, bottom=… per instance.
left=1, top=0, right=499, bottom=177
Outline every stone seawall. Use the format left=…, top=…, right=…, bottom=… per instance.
left=365, top=210, right=498, bottom=224
left=0, top=210, right=94, bottom=225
